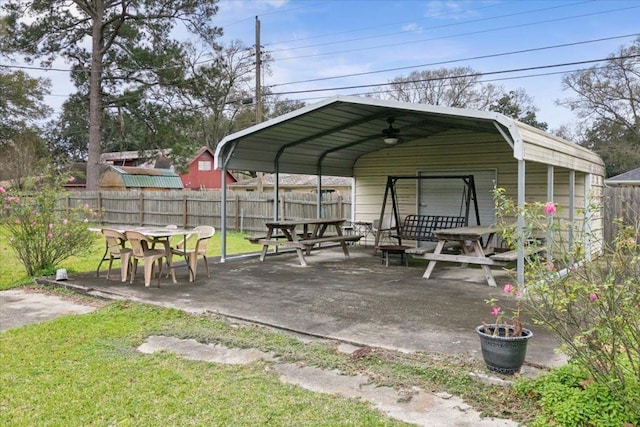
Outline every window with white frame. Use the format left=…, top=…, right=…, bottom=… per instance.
left=198, top=160, right=212, bottom=171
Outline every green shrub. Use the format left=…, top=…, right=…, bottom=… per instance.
left=494, top=188, right=640, bottom=416
left=515, top=363, right=639, bottom=427
left=0, top=171, right=97, bottom=276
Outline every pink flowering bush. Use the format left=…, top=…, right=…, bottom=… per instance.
left=483, top=283, right=525, bottom=337
left=493, top=186, right=639, bottom=414
left=0, top=172, right=98, bottom=276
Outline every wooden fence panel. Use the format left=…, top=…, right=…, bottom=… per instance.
left=59, top=187, right=636, bottom=243
left=65, top=190, right=352, bottom=232
left=603, top=186, right=640, bottom=243
left=185, top=191, right=221, bottom=228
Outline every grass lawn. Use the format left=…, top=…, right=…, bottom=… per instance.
left=0, top=227, right=257, bottom=291
left=0, top=302, right=414, bottom=426
left=0, top=226, right=539, bottom=425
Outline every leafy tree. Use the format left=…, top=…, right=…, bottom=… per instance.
left=0, top=68, right=51, bottom=188
left=2, top=0, right=222, bottom=190
left=371, top=67, right=548, bottom=131
left=45, top=39, right=263, bottom=166
left=267, top=96, right=306, bottom=119
left=370, top=66, right=503, bottom=109
left=0, top=69, right=51, bottom=145
left=174, top=41, right=258, bottom=149
left=558, top=38, right=640, bottom=177
left=489, top=89, right=548, bottom=130
left=0, top=132, right=49, bottom=189
left=45, top=94, right=91, bottom=162
left=577, top=119, right=638, bottom=177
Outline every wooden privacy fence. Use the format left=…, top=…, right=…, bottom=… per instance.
left=63, top=190, right=352, bottom=233
left=603, top=186, right=640, bottom=243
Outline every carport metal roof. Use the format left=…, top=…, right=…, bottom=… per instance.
left=215, top=95, right=603, bottom=177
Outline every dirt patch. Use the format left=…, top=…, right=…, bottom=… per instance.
left=137, top=335, right=517, bottom=427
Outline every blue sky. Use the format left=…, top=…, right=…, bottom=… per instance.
left=33, top=0, right=640, bottom=131
left=211, top=0, right=639, bottom=130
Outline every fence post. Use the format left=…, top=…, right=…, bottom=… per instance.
left=182, top=192, right=188, bottom=228
left=138, top=192, right=144, bottom=226
left=337, top=194, right=343, bottom=219
left=234, top=193, right=240, bottom=232
left=279, top=194, right=285, bottom=220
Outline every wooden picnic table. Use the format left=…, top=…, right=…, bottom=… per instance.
left=250, top=218, right=361, bottom=266
left=409, top=225, right=502, bottom=287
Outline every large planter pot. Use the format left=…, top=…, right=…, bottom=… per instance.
left=476, top=324, right=533, bottom=375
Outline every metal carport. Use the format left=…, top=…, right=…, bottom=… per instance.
left=214, top=95, right=605, bottom=284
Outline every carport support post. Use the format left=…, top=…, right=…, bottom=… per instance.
left=221, top=166, right=228, bottom=262
left=517, top=160, right=526, bottom=286
left=547, top=165, right=554, bottom=259
left=316, top=173, right=322, bottom=218
left=584, top=174, right=593, bottom=261
left=569, top=170, right=575, bottom=262
left=273, top=166, right=280, bottom=221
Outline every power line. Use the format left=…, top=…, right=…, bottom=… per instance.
left=261, top=0, right=520, bottom=47
left=266, top=0, right=593, bottom=53
left=269, top=5, right=640, bottom=62
left=32, top=65, right=594, bottom=100
left=0, top=63, right=73, bottom=73
left=268, top=54, right=640, bottom=97
left=2, top=5, right=633, bottom=78
left=269, top=33, right=639, bottom=88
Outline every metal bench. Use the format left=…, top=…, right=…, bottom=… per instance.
left=393, top=214, right=467, bottom=254
left=376, top=214, right=467, bottom=263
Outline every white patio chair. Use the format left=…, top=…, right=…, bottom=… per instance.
left=99, top=228, right=132, bottom=281
left=125, top=230, right=168, bottom=287
left=169, top=226, right=215, bottom=282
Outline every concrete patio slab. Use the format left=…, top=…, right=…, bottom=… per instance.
left=0, top=288, right=98, bottom=331
left=39, top=245, right=567, bottom=373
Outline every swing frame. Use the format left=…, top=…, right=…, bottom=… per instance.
left=373, top=175, right=481, bottom=249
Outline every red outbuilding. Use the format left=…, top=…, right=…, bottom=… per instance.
left=180, top=146, right=236, bottom=191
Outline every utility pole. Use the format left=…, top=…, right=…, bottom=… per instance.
left=255, top=15, right=264, bottom=193
left=255, top=16, right=262, bottom=125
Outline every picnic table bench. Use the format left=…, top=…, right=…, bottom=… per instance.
left=409, top=225, right=546, bottom=287
left=248, top=219, right=361, bottom=266
left=488, top=245, right=546, bottom=262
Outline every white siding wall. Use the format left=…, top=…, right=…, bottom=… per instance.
left=353, top=130, right=512, bottom=223
left=353, top=129, right=604, bottom=248
left=519, top=125, right=603, bottom=174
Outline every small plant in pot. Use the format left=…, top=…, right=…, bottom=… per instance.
left=476, top=283, right=533, bottom=375
left=474, top=187, right=555, bottom=375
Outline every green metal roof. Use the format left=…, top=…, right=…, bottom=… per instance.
left=112, top=166, right=183, bottom=189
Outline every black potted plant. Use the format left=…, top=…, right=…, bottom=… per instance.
left=476, top=283, right=533, bottom=375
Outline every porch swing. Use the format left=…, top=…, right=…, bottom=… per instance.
left=373, top=175, right=481, bottom=250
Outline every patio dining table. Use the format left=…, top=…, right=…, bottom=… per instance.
left=93, top=225, right=196, bottom=282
